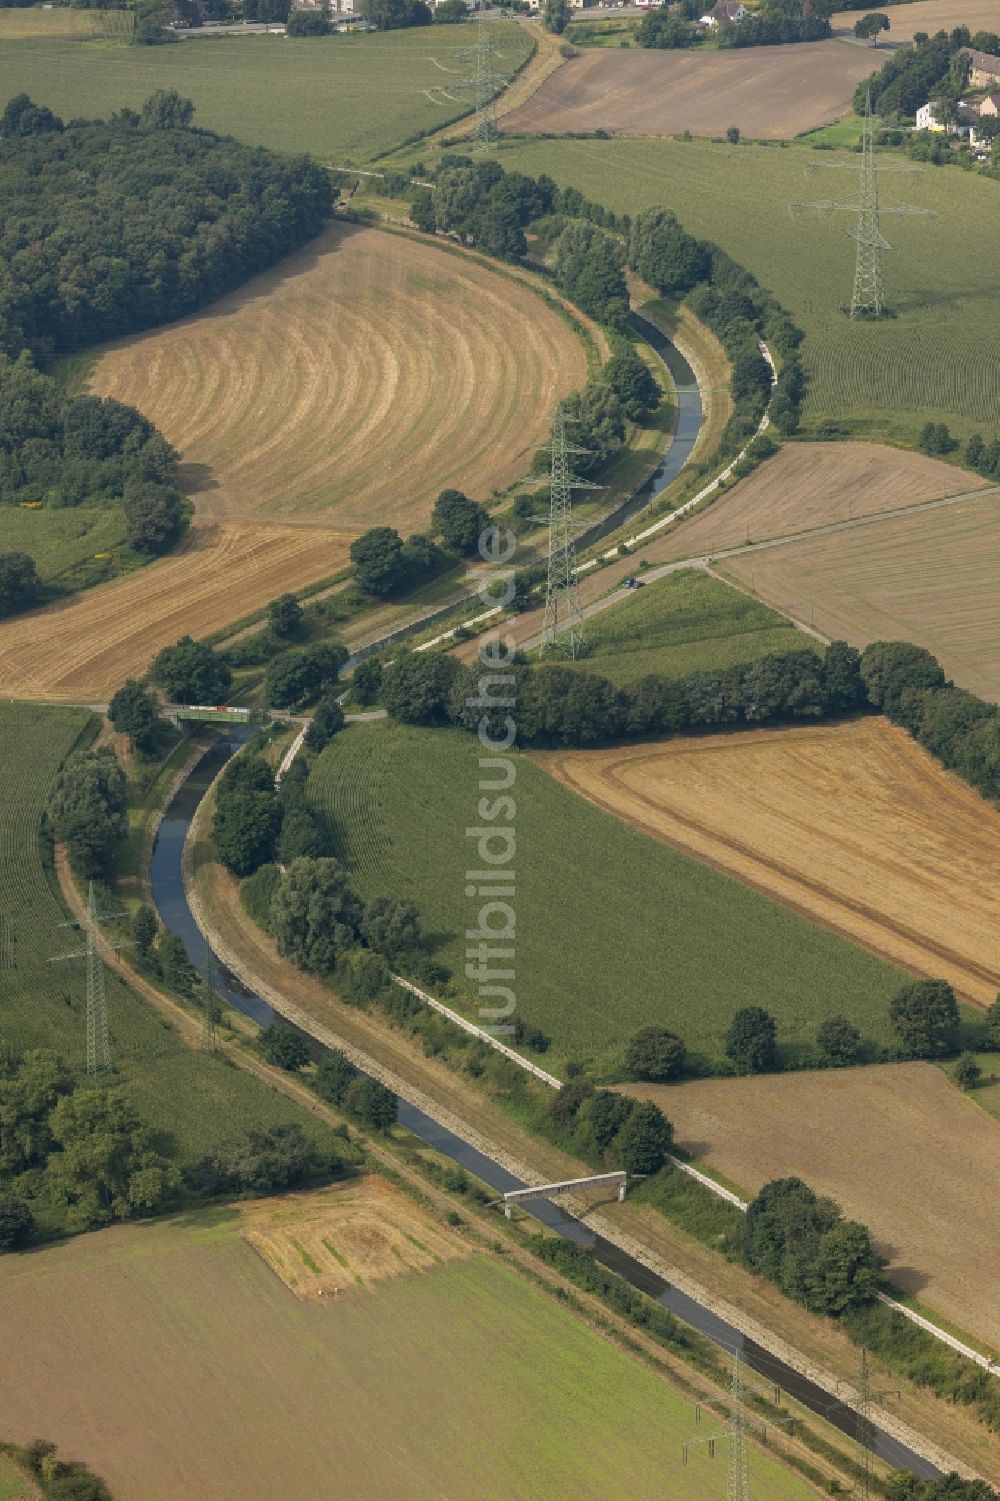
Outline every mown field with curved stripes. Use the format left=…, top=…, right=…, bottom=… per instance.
left=88, top=223, right=588, bottom=533
left=306, top=719, right=906, bottom=1072
left=499, top=137, right=1000, bottom=442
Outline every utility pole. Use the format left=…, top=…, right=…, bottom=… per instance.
left=50, top=881, right=125, bottom=1076
left=855, top=1347, right=900, bottom=1500
left=539, top=405, right=594, bottom=659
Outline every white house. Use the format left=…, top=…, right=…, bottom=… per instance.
left=699, top=0, right=747, bottom=25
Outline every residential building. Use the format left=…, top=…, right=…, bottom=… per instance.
left=959, top=47, right=1000, bottom=89
left=699, top=0, right=748, bottom=25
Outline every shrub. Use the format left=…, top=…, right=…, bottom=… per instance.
left=624, top=1026, right=686, bottom=1081
left=240, top=862, right=282, bottom=931
left=725, top=1006, right=778, bottom=1074
left=259, top=1022, right=310, bottom=1072
left=0, top=1192, right=35, bottom=1251
left=816, top=1014, right=862, bottom=1067
left=304, top=695, right=345, bottom=752
left=0, top=551, right=41, bottom=618
left=953, top=1052, right=981, bottom=1091
left=342, top=1076, right=398, bottom=1129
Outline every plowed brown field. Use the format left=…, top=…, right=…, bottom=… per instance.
left=89, top=223, right=587, bottom=531
left=0, top=523, right=351, bottom=700
left=657, top=441, right=985, bottom=559
left=541, top=717, right=1000, bottom=1002
left=626, top=1063, right=1000, bottom=1348
left=501, top=43, right=878, bottom=140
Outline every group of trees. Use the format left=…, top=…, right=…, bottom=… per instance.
left=859, top=639, right=1000, bottom=800
left=45, top=748, right=127, bottom=877
left=888, top=1475, right=1000, bottom=1501
left=4, top=1440, right=112, bottom=1501
left=312, top=1047, right=398, bottom=1129
left=149, top=635, right=231, bottom=705
left=855, top=28, right=998, bottom=118
left=961, top=431, right=1000, bottom=482
left=382, top=638, right=868, bottom=747
left=545, top=1076, right=675, bottom=1176
left=0, top=551, right=39, bottom=619
left=348, top=487, right=493, bottom=599
left=0, top=93, right=331, bottom=361
left=212, top=751, right=328, bottom=878
left=190, top=1121, right=353, bottom=1196
left=263, top=640, right=347, bottom=711
left=743, top=1177, right=882, bottom=1315
left=724, top=0, right=832, bottom=48
left=555, top=220, right=630, bottom=330
left=0, top=1048, right=179, bottom=1247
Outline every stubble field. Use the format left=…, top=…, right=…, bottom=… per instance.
left=721, top=487, right=1000, bottom=701
left=89, top=224, right=587, bottom=532
left=498, top=137, right=1000, bottom=440
left=831, top=0, right=1000, bottom=42
left=627, top=1062, right=1000, bottom=1348
left=0, top=225, right=586, bottom=699
left=0, top=1196, right=814, bottom=1501
left=502, top=42, right=878, bottom=140
left=657, top=441, right=984, bottom=558
left=541, top=717, right=1000, bottom=1003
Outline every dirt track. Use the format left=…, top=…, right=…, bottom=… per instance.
left=501, top=42, right=878, bottom=140
left=541, top=717, right=1000, bottom=1002
left=627, top=1063, right=1000, bottom=1351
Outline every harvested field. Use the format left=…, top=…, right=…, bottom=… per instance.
left=831, top=0, right=1000, bottom=43
left=627, top=1063, right=1000, bottom=1348
left=0, top=523, right=350, bottom=700
left=89, top=223, right=587, bottom=532
left=501, top=42, right=880, bottom=140
left=240, top=1177, right=465, bottom=1297
left=0, top=7, right=107, bottom=36
left=656, top=441, right=985, bottom=559
left=0, top=1206, right=814, bottom=1501
left=542, top=717, right=1000, bottom=1003
left=720, top=487, right=1000, bottom=701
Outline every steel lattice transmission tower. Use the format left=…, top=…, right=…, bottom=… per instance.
left=854, top=1347, right=900, bottom=1501
left=50, top=881, right=124, bottom=1076
left=461, top=13, right=501, bottom=151
left=539, top=405, right=593, bottom=659
left=727, top=1353, right=752, bottom=1501
left=202, top=945, right=221, bottom=1052
left=850, top=88, right=891, bottom=319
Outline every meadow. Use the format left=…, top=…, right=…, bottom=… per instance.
left=0, top=504, right=127, bottom=590
left=542, top=717, right=1000, bottom=1003
left=0, top=22, right=532, bottom=164
left=633, top=1061, right=1000, bottom=1348
left=0, top=1202, right=816, bottom=1501
left=721, top=487, right=1000, bottom=701
left=0, top=702, right=339, bottom=1164
left=564, top=567, right=812, bottom=684
left=497, top=137, right=1000, bottom=441
left=308, top=720, right=905, bottom=1070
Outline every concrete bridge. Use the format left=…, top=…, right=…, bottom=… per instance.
left=502, top=1171, right=627, bottom=1218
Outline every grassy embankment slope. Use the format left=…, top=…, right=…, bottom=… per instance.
left=0, top=703, right=341, bottom=1185
left=563, top=569, right=815, bottom=684
left=0, top=22, right=533, bottom=164
left=307, top=719, right=905, bottom=1071
left=498, top=137, right=1000, bottom=443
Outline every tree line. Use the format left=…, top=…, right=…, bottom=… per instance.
left=855, top=26, right=999, bottom=118
left=638, top=0, right=833, bottom=51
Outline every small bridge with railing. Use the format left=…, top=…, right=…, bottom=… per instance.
left=501, top=1171, right=627, bottom=1219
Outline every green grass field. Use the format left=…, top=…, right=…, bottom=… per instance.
left=0, top=1211, right=814, bottom=1501
left=567, top=568, right=814, bottom=684
left=0, top=703, right=338, bottom=1166
left=0, top=504, right=127, bottom=589
left=0, top=1455, right=34, bottom=1501
left=307, top=719, right=904, bottom=1070
left=496, top=136, right=1000, bottom=441
left=0, top=23, right=532, bottom=164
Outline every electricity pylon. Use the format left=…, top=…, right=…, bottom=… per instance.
left=202, top=945, right=222, bottom=1052
left=683, top=1350, right=795, bottom=1501
left=789, top=87, right=933, bottom=318
left=50, top=882, right=126, bottom=1076
left=855, top=1347, right=900, bottom=1500
left=849, top=88, right=890, bottom=317
left=456, top=14, right=508, bottom=150
left=539, top=405, right=595, bottom=659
